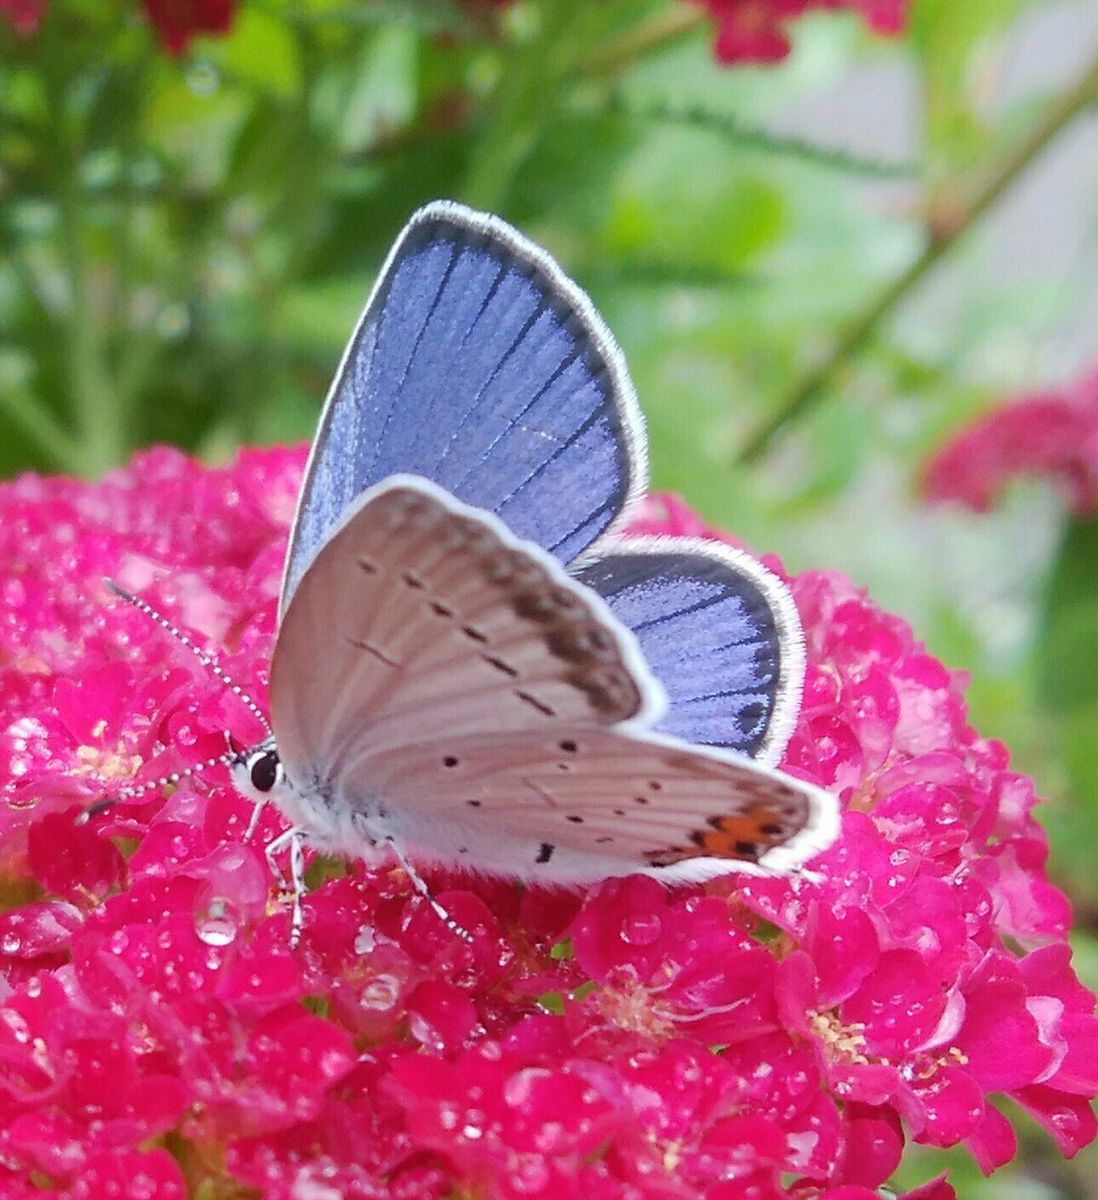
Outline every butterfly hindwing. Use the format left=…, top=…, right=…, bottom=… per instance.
left=269, top=475, right=665, bottom=782
left=282, top=202, right=647, bottom=613
left=352, top=724, right=837, bottom=883
left=573, top=537, right=805, bottom=765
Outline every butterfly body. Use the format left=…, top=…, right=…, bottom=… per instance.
left=192, top=198, right=841, bottom=928
left=231, top=473, right=837, bottom=890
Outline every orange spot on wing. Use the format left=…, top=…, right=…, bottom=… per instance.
left=645, top=803, right=799, bottom=868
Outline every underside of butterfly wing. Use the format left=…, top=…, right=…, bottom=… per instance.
left=350, top=724, right=837, bottom=883
left=282, top=202, right=647, bottom=612
left=269, top=475, right=666, bottom=788
left=573, top=537, right=805, bottom=766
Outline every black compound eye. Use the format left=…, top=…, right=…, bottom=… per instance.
left=249, top=750, right=280, bottom=793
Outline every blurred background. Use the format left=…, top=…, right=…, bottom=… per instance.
left=2, top=0, right=1098, bottom=1192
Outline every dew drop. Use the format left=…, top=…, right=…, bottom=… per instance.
left=620, top=912, right=662, bottom=946
left=128, top=1173, right=157, bottom=1200
left=360, top=974, right=400, bottom=1012
left=196, top=905, right=238, bottom=947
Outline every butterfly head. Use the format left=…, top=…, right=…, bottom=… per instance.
left=229, top=735, right=286, bottom=804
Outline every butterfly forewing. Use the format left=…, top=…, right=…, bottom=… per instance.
left=349, top=724, right=837, bottom=883
left=269, top=475, right=665, bottom=781
left=282, top=202, right=647, bottom=613
left=573, top=537, right=805, bottom=765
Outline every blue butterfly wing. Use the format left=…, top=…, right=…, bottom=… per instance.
left=282, top=201, right=646, bottom=612
left=573, top=538, right=805, bottom=765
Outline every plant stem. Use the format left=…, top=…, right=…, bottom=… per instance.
left=0, top=390, right=81, bottom=472
left=580, top=5, right=704, bottom=77
left=44, top=58, right=126, bottom=476
left=460, top=0, right=589, bottom=212
left=736, top=46, right=1098, bottom=465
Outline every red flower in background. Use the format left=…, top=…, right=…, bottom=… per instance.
left=922, top=367, right=1098, bottom=514
left=141, top=0, right=234, bottom=54
left=0, top=0, right=233, bottom=51
left=0, top=0, right=44, bottom=33
left=694, top=0, right=909, bottom=64
left=0, top=0, right=907, bottom=64
left=0, top=448, right=1094, bottom=1197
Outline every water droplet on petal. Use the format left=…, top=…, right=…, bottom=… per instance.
left=621, top=912, right=661, bottom=946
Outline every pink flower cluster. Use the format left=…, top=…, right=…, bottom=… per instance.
left=692, top=0, right=909, bottom=64
left=1, top=449, right=1094, bottom=1198
left=922, top=367, right=1098, bottom=515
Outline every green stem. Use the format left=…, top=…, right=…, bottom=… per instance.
left=460, top=0, right=588, bottom=212
left=579, top=5, right=704, bottom=78
left=736, top=46, right=1098, bottom=465
left=44, top=67, right=125, bottom=475
left=0, top=390, right=82, bottom=472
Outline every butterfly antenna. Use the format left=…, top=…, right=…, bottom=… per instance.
left=81, top=746, right=236, bottom=820
left=103, top=578, right=272, bottom=736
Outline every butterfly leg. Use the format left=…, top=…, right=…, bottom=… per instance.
left=243, top=797, right=267, bottom=844
left=382, top=835, right=473, bottom=944
left=264, top=826, right=308, bottom=948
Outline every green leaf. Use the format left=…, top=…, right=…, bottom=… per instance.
left=606, top=144, right=786, bottom=272
left=1036, top=516, right=1098, bottom=715
left=213, top=6, right=302, bottom=97
left=909, top=0, right=1028, bottom=170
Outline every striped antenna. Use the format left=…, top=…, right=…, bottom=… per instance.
left=83, top=745, right=237, bottom=820
left=103, top=578, right=272, bottom=735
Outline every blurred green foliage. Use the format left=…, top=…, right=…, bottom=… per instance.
left=2, top=0, right=1098, bottom=1193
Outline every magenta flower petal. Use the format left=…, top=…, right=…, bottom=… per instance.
left=27, top=807, right=126, bottom=904
left=1011, top=1083, right=1098, bottom=1157
left=964, top=1102, right=1017, bottom=1174
left=955, top=970, right=1053, bottom=1092
left=65, top=1148, right=187, bottom=1200
left=839, top=1103, right=904, bottom=1187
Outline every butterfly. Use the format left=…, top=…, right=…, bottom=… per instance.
left=151, top=202, right=838, bottom=936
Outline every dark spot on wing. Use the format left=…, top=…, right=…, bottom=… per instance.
left=566, top=667, right=637, bottom=716
left=536, top=842, right=555, bottom=864
left=547, top=624, right=616, bottom=663
left=462, top=625, right=488, bottom=643
left=516, top=690, right=555, bottom=717
left=431, top=601, right=453, bottom=617
left=566, top=815, right=584, bottom=824
left=443, top=756, right=459, bottom=768
left=737, top=701, right=767, bottom=735
left=358, top=558, right=378, bottom=574
left=482, top=654, right=518, bottom=677
left=466, top=799, right=481, bottom=808
left=558, top=739, right=578, bottom=753
left=347, top=637, right=398, bottom=668
left=402, top=571, right=425, bottom=590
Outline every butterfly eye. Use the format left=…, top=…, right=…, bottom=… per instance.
left=248, top=749, right=281, bottom=793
